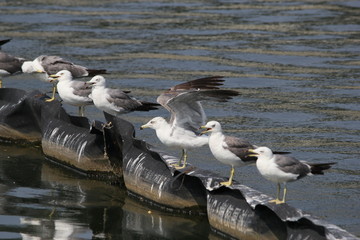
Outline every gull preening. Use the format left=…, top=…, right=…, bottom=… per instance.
left=248, top=146, right=335, bottom=204
left=86, top=75, right=159, bottom=116
left=49, top=70, right=93, bottom=117
left=21, top=55, right=106, bottom=101
left=141, top=76, right=239, bottom=169
left=0, top=39, right=26, bottom=88
left=200, top=121, right=257, bottom=186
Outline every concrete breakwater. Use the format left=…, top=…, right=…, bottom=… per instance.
left=0, top=88, right=358, bottom=240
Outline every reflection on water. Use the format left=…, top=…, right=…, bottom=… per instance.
left=0, top=0, right=359, bottom=238
left=0, top=145, right=210, bottom=239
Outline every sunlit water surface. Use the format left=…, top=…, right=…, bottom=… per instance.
left=0, top=0, right=359, bottom=239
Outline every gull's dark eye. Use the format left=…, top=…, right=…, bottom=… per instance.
left=150, top=121, right=154, bottom=124
left=212, top=124, right=215, bottom=128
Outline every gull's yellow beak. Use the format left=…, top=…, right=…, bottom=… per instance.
left=87, top=81, right=96, bottom=86
left=140, top=124, right=149, bottom=130
left=36, top=69, right=46, bottom=73
left=48, top=74, right=59, bottom=83
left=247, top=149, right=259, bottom=157
left=199, top=125, right=211, bottom=136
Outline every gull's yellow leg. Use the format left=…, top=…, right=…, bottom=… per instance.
left=173, top=149, right=187, bottom=169
left=0, top=79, right=2, bottom=88
left=269, top=183, right=281, bottom=203
left=45, top=85, right=57, bottom=102
left=171, top=149, right=184, bottom=167
left=269, top=183, right=285, bottom=204
left=221, top=167, right=235, bottom=186
left=280, top=183, right=287, bottom=204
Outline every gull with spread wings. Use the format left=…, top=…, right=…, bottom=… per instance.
left=140, top=76, right=239, bottom=169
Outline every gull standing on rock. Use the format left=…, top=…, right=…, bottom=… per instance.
left=86, top=75, right=159, bottom=116
left=141, top=76, right=239, bottom=169
left=21, top=55, right=106, bottom=101
left=248, top=146, right=335, bottom=204
left=0, top=39, right=26, bottom=88
left=200, top=121, right=257, bottom=186
left=49, top=70, right=93, bottom=117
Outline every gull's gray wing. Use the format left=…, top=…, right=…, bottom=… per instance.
left=0, top=51, right=25, bottom=74
left=157, top=76, right=239, bottom=132
left=105, top=88, right=142, bottom=112
left=39, top=55, right=89, bottom=77
left=157, top=76, right=227, bottom=111
left=70, top=80, right=93, bottom=102
left=274, top=154, right=310, bottom=179
left=223, top=136, right=256, bottom=162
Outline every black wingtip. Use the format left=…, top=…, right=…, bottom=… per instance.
left=309, top=162, right=336, bottom=175
left=0, top=39, right=11, bottom=46
left=135, top=101, right=161, bottom=111
left=201, top=89, right=240, bottom=102
left=273, top=151, right=291, bottom=155
left=87, top=69, right=107, bottom=76
left=173, top=76, right=226, bottom=90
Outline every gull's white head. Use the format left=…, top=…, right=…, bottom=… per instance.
left=49, top=70, right=73, bottom=82
left=21, top=56, right=46, bottom=74
left=200, top=120, right=222, bottom=134
left=33, top=56, right=46, bottom=70
left=140, top=117, right=168, bottom=130
left=22, top=60, right=49, bottom=82
left=87, top=75, right=106, bottom=88
left=248, top=147, right=273, bottom=160
left=21, top=61, right=36, bottom=73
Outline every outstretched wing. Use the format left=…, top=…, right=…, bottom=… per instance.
left=157, top=76, right=239, bottom=132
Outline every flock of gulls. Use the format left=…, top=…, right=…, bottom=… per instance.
left=0, top=39, right=335, bottom=204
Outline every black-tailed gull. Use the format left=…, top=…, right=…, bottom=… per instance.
left=49, top=70, right=93, bottom=117
left=22, top=55, right=106, bottom=101
left=248, top=146, right=335, bottom=204
left=140, top=76, right=239, bottom=169
left=200, top=120, right=257, bottom=185
left=0, top=40, right=26, bottom=88
left=86, top=75, right=159, bottom=116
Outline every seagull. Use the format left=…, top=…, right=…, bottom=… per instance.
left=140, top=76, right=239, bottom=169
left=49, top=70, right=93, bottom=117
left=21, top=55, right=106, bottom=101
left=200, top=120, right=257, bottom=186
left=248, top=146, right=336, bottom=204
left=86, top=75, right=159, bottom=116
left=0, top=39, right=26, bottom=88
